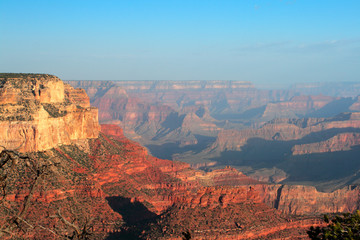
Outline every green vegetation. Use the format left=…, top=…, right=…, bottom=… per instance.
left=0, top=73, right=54, bottom=78
left=42, top=103, right=68, bottom=118
left=0, top=101, right=36, bottom=121
left=308, top=211, right=360, bottom=239
left=0, top=73, right=58, bottom=88
left=58, top=145, right=91, bottom=169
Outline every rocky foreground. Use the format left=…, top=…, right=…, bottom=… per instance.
left=0, top=74, right=359, bottom=239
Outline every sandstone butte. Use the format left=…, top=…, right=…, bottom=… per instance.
left=0, top=73, right=358, bottom=239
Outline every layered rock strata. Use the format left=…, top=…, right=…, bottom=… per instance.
left=0, top=74, right=100, bottom=152
left=2, top=75, right=359, bottom=239
left=209, top=113, right=360, bottom=152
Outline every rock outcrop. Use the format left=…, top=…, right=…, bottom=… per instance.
left=292, top=132, right=360, bottom=155
left=262, top=95, right=336, bottom=119
left=209, top=113, right=360, bottom=153
left=255, top=184, right=360, bottom=215
left=0, top=74, right=100, bottom=152
left=95, top=124, right=325, bottom=239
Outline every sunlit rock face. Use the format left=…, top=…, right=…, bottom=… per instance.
left=0, top=74, right=100, bottom=152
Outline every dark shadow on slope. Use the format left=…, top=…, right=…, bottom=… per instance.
left=160, top=112, right=186, bottom=131
left=299, top=127, right=360, bottom=144
left=209, top=129, right=360, bottom=186
left=238, top=105, right=267, bottom=119
left=195, top=107, right=206, bottom=118
left=212, top=105, right=266, bottom=120
left=209, top=138, right=293, bottom=169
left=146, top=134, right=216, bottom=160
left=106, top=196, right=159, bottom=240
left=282, top=145, right=360, bottom=182
left=211, top=144, right=360, bottom=185
left=307, top=97, right=355, bottom=118
left=209, top=92, right=230, bottom=114
left=91, top=85, right=117, bottom=102
left=106, top=196, right=157, bottom=225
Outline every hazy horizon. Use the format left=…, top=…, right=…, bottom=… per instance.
left=1, top=0, right=359, bottom=86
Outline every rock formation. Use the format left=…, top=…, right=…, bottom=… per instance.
left=95, top=124, right=326, bottom=239
left=290, top=82, right=360, bottom=97
left=0, top=74, right=100, bottom=152
left=66, top=80, right=360, bottom=162
left=262, top=95, right=336, bottom=119
left=292, top=133, right=360, bottom=155
left=2, top=75, right=360, bottom=239
left=66, top=79, right=360, bottom=192
left=254, top=184, right=360, bottom=215
left=209, top=113, right=360, bottom=153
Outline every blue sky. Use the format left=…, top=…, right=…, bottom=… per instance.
left=0, top=0, right=359, bottom=87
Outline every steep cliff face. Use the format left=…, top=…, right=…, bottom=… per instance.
left=262, top=95, right=336, bottom=119
left=0, top=74, right=100, bottom=152
left=96, top=124, right=325, bottom=239
left=97, top=124, right=360, bottom=238
left=209, top=113, right=360, bottom=153
left=292, top=132, right=360, bottom=155
left=64, top=80, right=115, bottom=100
left=187, top=113, right=360, bottom=191
left=255, top=184, right=360, bottom=215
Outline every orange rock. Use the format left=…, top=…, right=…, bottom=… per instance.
left=0, top=74, right=100, bottom=152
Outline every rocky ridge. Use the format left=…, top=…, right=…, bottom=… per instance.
left=209, top=113, right=360, bottom=153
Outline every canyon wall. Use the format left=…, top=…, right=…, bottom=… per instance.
left=65, top=79, right=360, bottom=193
left=98, top=124, right=360, bottom=217
left=0, top=74, right=341, bottom=240
left=210, top=113, right=360, bottom=153
left=292, top=132, right=360, bottom=155
left=254, top=184, right=360, bottom=215
left=96, top=124, right=326, bottom=239
left=0, top=77, right=353, bottom=238
left=0, top=74, right=100, bottom=152
left=111, top=80, right=255, bottom=90
left=290, top=82, right=360, bottom=97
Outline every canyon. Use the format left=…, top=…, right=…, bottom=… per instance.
left=68, top=80, right=360, bottom=191
left=1, top=74, right=360, bottom=239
